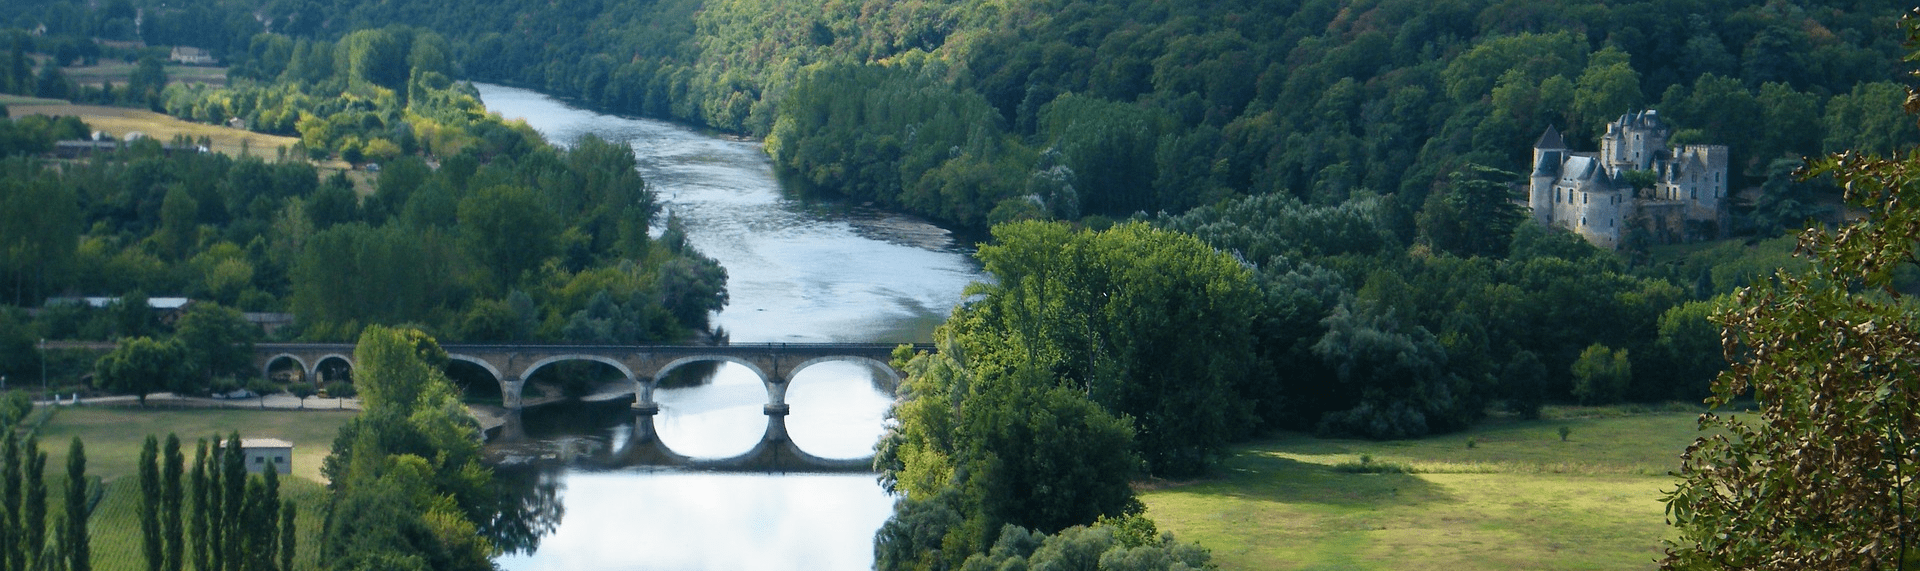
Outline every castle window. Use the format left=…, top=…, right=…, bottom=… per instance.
left=1581, top=216, right=1587, bottom=226
left=1583, top=193, right=1588, bottom=204
left=1609, top=218, right=1614, bottom=228
left=1691, top=188, right=1697, bottom=200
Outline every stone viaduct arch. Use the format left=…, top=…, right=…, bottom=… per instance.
left=256, top=343, right=920, bottom=408
left=253, top=342, right=932, bottom=471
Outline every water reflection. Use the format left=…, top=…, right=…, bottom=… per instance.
left=502, top=472, right=894, bottom=570
left=786, top=362, right=896, bottom=459
left=485, top=464, right=568, bottom=556
left=477, top=83, right=979, bottom=571
left=655, top=363, right=768, bottom=458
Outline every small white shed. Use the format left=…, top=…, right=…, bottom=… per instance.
left=239, top=438, right=293, bottom=475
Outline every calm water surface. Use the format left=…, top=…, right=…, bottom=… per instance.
left=476, top=83, right=981, bottom=570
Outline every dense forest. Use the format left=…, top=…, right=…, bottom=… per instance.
left=1, top=1, right=1918, bottom=567
left=1, top=1, right=1910, bottom=228
left=0, top=0, right=1903, bottom=443
left=0, top=29, right=730, bottom=400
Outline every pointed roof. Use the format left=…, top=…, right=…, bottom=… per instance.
left=1536, top=125, right=1567, bottom=150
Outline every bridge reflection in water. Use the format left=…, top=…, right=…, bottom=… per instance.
left=255, top=343, right=927, bottom=472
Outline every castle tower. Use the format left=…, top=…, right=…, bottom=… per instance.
left=1530, top=126, right=1566, bottom=226
left=1600, top=110, right=1668, bottom=173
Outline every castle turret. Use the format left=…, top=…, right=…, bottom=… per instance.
left=1530, top=126, right=1566, bottom=226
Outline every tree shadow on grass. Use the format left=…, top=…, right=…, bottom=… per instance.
left=1163, top=448, right=1458, bottom=509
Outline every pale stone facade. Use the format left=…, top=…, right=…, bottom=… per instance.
left=1528, top=110, right=1729, bottom=249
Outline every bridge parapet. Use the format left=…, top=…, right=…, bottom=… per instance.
left=255, top=342, right=932, bottom=410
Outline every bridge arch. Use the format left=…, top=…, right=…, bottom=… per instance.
left=787, top=355, right=903, bottom=395
left=444, top=354, right=503, bottom=383
left=261, top=354, right=309, bottom=382
left=312, top=354, right=355, bottom=383
left=520, top=354, right=637, bottom=383
left=652, top=355, right=769, bottom=386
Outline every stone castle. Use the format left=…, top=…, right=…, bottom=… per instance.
left=1528, top=110, right=1729, bottom=249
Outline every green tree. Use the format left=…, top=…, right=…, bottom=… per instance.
left=458, top=185, right=561, bottom=292
left=220, top=433, right=241, bottom=571
left=961, top=221, right=1261, bottom=476
left=188, top=439, right=207, bottom=571
left=139, top=435, right=161, bottom=571
left=62, top=438, right=87, bottom=571
left=1416, top=164, right=1525, bottom=258
left=1571, top=46, right=1642, bottom=134
left=24, top=436, right=43, bottom=571
left=94, top=337, right=189, bottom=405
left=162, top=434, right=183, bottom=571
left=1651, top=298, right=1726, bottom=401
left=1663, top=27, right=1920, bottom=565
left=174, top=303, right=257, bottom=389
left=0, top=431, right=16, bottom=571
left=1569, top=343, right=1630, bottom=405
left=876, top=344, right=1141, bottom=570
left=127, top=56, right=167, bottom=110
left=319, top=325, right=493, bottom=571
left=206, top=438, right=223, bottom=571
left=278, top=502, right=295, bottom=571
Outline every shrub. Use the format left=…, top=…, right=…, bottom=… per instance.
left=1333, top=454, right=1414, bottom=474
left=246, top=378, right=280, bottom=397
left=323, top=381, right=356, bottom=398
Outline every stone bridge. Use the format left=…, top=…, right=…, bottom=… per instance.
left=256, top=342, right=929, bottom=472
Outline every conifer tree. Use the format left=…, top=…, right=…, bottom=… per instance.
left=256, top=464, right=279, bottom=571
left=277, top=502, right=295, bottom=571
left=23, top=437, right=43, bottom=570
left=220, top=434, right=242, bottom=571
left=188, top=440, right=207, bottom=571
left=205, top=437, right=222, bottom=571
left=139, top=436, right=160, bottom=571
left=162, top=435, right=183, bottom=571
left=62, top=438, right=87, bottom=571
left=2, top=432, right=18, bottom=571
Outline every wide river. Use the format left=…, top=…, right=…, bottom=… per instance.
left=475, top=83, right=983, bottom=570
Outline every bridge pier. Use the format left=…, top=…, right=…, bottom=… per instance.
left=763, top=374, right=788, bottom=407
left=502, top=377, right=525, bottom=409
left=630, top=402, right=659, bottom=441
left=632, top=377, right=656, bottom=408
left=762, top=403, right=790, bottom=442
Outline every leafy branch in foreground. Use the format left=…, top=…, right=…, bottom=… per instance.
left=1661, top=11, right=1920, bottom=570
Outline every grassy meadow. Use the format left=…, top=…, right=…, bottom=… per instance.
left=6, top=102, right=300, bottom=159
left=31, top=407, right=353, bottom=571
left=1142, top=405, right=1713, bottom=571
left=60, top=62, right=229, bottom=89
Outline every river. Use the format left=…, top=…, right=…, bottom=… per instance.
left=474, top=83, right=983, bottom=570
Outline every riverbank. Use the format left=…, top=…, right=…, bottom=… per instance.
left=1141, top=406, right=1703, bottom=570
left=37, top=391, right=361, bottom=411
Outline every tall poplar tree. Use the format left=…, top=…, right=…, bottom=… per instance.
left=138, top=436, right=160, bottom=571
left=62, top=438, right=87, bottom=571
left=2, top=432, right=18, bottom=571
left=162, top=435, right=183, bottom=571
left=188, top=440, right=207, bottom=571
left=24, top=437, right=44, bottom=570
left=205, top=437, right=222, bottom=571
left=220, top=434, right=242, bottom=571
left=277, top=503, right=295, bottom=571
left=256, top=464, right=279, bottom=571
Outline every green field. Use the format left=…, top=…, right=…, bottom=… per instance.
left=60, top=62, right=229, bottom=89
left=32, top=407, right=353, bottom=571
left=1142, top=406, right=1712, bottom=571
